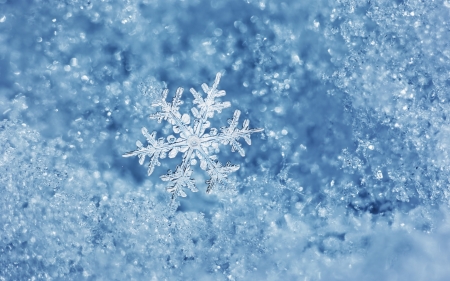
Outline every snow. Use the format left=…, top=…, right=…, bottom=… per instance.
left=1, top=0, right=450, bottom=280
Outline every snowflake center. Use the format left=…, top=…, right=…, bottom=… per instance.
left=187, top=135, right=201, bottom=148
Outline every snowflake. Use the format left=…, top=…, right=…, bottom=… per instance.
left=123, top=73, right=264, bottom=198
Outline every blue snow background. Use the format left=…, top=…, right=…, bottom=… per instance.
left=1, top=0, right=450, bottom=280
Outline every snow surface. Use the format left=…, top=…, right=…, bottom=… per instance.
left=1, top=0, right=450, bottom=280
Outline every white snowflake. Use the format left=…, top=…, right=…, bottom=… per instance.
left=123, top=73, right=264, bottom=198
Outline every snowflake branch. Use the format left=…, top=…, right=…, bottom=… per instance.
left=150, top=87, right=194, bottom=137
left=204, top=110, right=264, bottom=156
left=122, top=127, right=188, bottom=175
left=161, top=149, right=197, bottom=198
left=190, top=73, right=231, bottom=136
left=195, top=147, right=239, bottom=193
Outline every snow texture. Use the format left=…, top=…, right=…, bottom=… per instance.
left=123, top=73, right=263, bottom=198
left=1, top=0, right=450, bottom=280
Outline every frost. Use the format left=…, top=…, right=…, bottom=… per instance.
left=123, top=73, right=263, bottom=198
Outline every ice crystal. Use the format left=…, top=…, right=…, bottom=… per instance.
left=123, top=73, right=263, bottom=198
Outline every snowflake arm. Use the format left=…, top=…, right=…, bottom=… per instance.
left=190, top=73, right=231, bottom=119
left=195, top=147, right=240, bottom=193
left=161, top=149, right=197, bottom=198
left=122, top=127, right=188, bottom=176
left=190, top=73, right=231, bottom=137
left=205, top=162, right=240, bottom=194
left=150, top=87, right=194, bottom=137
left=205, top=110, right=264, bottom=157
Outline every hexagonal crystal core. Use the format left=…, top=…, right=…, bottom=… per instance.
left=187, top=135, right=201, bottom=148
